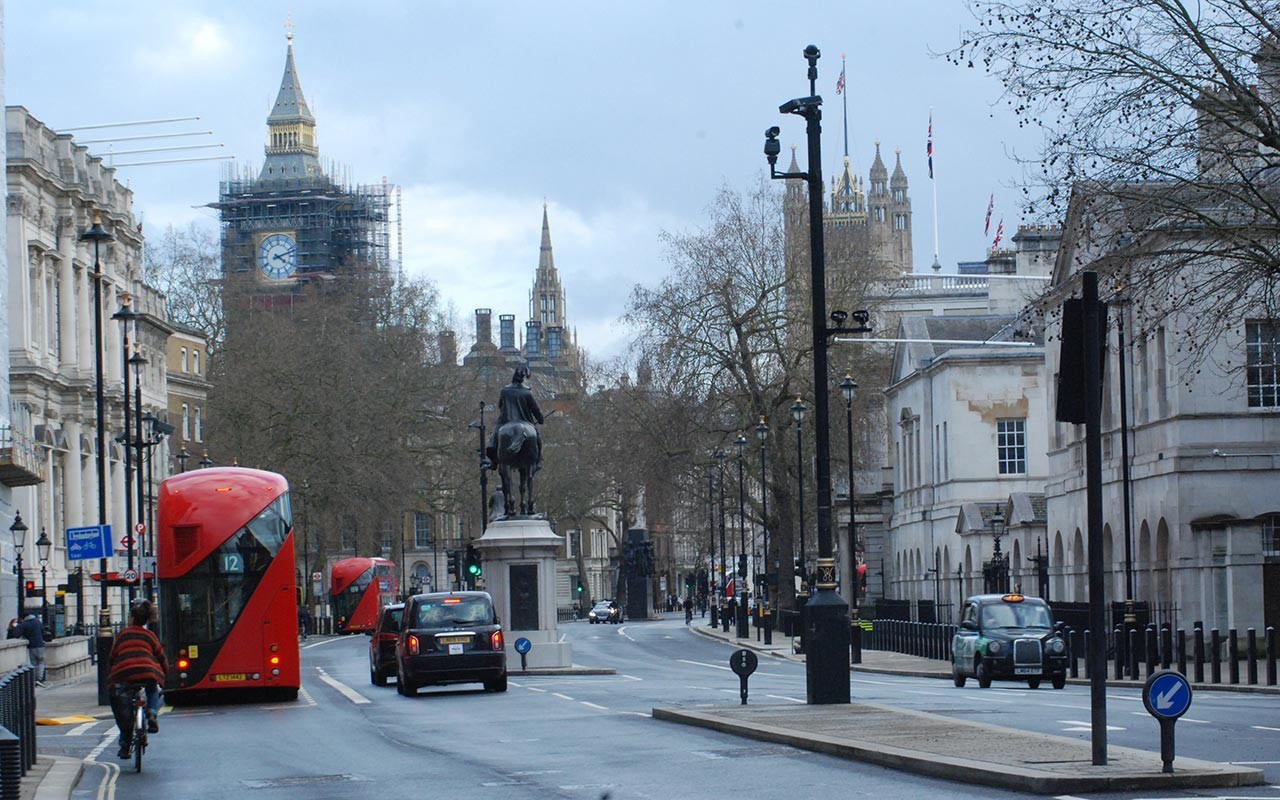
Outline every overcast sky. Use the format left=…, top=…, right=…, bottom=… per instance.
left=6, top=1, right=1039, bottom=360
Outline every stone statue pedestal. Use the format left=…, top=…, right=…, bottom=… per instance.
left=474, top=517, right=573, bottom=669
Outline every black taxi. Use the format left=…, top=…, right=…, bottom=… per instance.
left=951, top=593, right=1068, bottom=689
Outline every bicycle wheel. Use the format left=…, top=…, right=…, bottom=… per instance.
left=134, top=706, right=145, bottom=772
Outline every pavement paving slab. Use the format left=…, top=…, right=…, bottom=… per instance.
left=654, top=701, right=1265, bottom=794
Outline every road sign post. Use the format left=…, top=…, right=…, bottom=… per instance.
left=1142, top=669, right=1192, bottom=774
left=730, top=648, right=758, bottom=705
left=514, top=637, right=532, bottom=672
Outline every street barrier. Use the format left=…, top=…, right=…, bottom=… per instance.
left=0, top=665, right=36, bottom=784
left=861, top=619, right=957, bottom=662
left=1229, top=629, right=1240, bottom=684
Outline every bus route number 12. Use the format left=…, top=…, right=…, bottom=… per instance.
left=221, top=553, right=244, bottom=573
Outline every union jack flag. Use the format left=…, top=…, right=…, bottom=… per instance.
left=835, top=67, right=845, bottom=95
left=992, top=218, right=1004, bottom=251
left=984, top=194, right=994, bottom=236
left=927, top=113, right=934, bottom=180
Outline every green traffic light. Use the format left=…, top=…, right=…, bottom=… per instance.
left=468, top=563, right=481, bottom=577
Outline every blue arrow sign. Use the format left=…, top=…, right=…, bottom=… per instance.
left=1143, top=670, right=1192, bottom=719
left=65, top=525, right=113, bottom=562
left=514, top=637, right=532, bottom=654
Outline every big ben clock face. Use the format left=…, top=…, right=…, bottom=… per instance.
left=257, top=233, right=298, bottom=279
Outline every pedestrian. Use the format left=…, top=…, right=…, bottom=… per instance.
left=17, top=613, right=46, bottom=685
left=5, top=618, right=19, bottom=639
left=683, top=595, right=693, bottom=625
left=297, top=605, right=312, bottom=641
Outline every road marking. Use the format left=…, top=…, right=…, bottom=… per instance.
left=621, top=711, right=651, bottom=717
left=621, top=674, right=642, bottom=681
left=526, top=687, right=547, bottom=693
left=580, top=701, right=608, bottom=710
left=66, top=720, right=105, bottom=736
left=1126, top=710, right=1210, bottom=724
left=553, top=692, right=574, bottom=701
left=1058, top=720, right=1125, bottom=732
left=851, top=678, right=900, bottom=685
left=301, top=637, right=344, bottom=649
left=1231, top=760, right=1280, bottom=764
left=1107, top=694, right=1142, bottom=702
left=903, top=689, right=945, bottom=696
left=1044, top=703, right=1090, bottom=710
left=766, top=694, right=805, bottom=703
left=679, top=659, right=731, bottom=671
left=1251, top=725, right=1280, bottom=732
left=315, top=667, right=370, bottom=704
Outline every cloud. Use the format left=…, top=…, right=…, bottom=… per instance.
left=131, top=18, right=232, bottom=76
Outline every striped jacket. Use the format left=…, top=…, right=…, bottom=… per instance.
left=107, top=625, right=168, bottom=687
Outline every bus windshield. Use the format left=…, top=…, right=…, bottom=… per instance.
left=163, top=494, right=291, bottom=644
left=331, top=568, right=373, bottom=626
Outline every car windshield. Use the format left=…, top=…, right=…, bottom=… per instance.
left=980, top=601, right=1052, bottom=629
left=414, top=597, right=493, bottom=627
left=592, top=602, right=612, bottom=611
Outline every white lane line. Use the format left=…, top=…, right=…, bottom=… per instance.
left=580, top=701, right=608, bottom=710
left=621, top=675, right=643, bottom=681
left=618, top=626, right=637, bottom=642
left=527, top=687, right=547, bottom=693
left=1126, top=711, right=1210, bottom=724
left=679, top=659, right=731, bottom=671
left=1107, top=694, right=1142, bottom=702
left=852, top=678, right=902, bottom=685
left=1058, top=720, right=1125, bottom=732
left=315, top=667, right=370, bottom=704
left=1251, top=725, right=1280, bottom=731
left=903, top=690, right=945, bottom=696
left=1044, top=703, right=1090, bottom=710
left=1053, top=795, right=1091, bottom=800
left=766, top=694, right=805, bottom=703
left=67, top=720, right=104, bottom=736
left=1231, top=760, right=1280, bottom=764
left=301, top=637, right=344, bottom=649
left=553, top=692, right=575, bottom=701
left=621, top=711, right=651, bottom=717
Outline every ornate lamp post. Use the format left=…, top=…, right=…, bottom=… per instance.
left=714, top=449, right=729, bottom=633
left=988, top=508, right=1008, bottom=594
left=735, top=432, right=749, bottom=638
left=9, top=513, right=27, bottom=620
left=756, top=417, right=771, bottom=645
left=80, top=211, right=115, bottom=705
left=199, top=451, right=214, bottom=469
left=111, top=295, right=137, bottom=605
left=790, top=398, right=808, bottom=597
left=839, top=374, right=859, bottom=614
left=175, top=443, right=191, bottom=473
left=706, top=463, right=718, bottom=628
left=129, top=344, right=147, bottom=603
left=36, top=528, right=51, bottom=630
left=469, top=400, right=488, bottom=531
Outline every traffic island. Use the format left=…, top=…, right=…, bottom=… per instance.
left=652, top=702, right=1263, bottom=794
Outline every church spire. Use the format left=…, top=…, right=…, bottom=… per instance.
left=538, top=200, right=556, bottom=277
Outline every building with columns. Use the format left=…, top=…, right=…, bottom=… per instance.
left=5, top=106, right=172, bottom=632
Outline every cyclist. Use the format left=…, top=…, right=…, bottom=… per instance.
left=107, top=600, right=168, bottom=760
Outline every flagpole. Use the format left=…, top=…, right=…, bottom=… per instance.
left=841, top=53, right=849, bottom=159
left=930, top=108, right=941, bottom=269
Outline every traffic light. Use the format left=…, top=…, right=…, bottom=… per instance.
left=24, top=581, right=35, bottom=598
left=575, top=579, right=584, bottom=594
left=465, top=545, right=482, bottom=579
left=447, top=550, right=461, bottom=577
left=737, top=554, right=748, bottom=578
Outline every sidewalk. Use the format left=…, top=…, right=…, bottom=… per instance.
left=666, top=617, right=1267, bottom=793
left=19, top=674, right=106, bottom=800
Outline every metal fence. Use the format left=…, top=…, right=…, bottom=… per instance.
left=0, top=665, right=37, bottom=798
left=862, top=618, right=959, bottom=661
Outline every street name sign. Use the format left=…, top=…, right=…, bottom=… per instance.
left=1143, top=669, right=1193, bottom=773
left=65, top=525, right=113, bottom=561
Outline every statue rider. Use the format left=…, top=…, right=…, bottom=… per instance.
left=486, top=366, right=544, bottom=471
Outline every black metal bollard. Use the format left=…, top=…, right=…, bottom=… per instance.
left=1128, top=628, right=1139, bottom=680
left=1247, top=628, right=1258, bottom=685
left=850, top=622, right=862, bottom=664
left=1160, top=625, right=1172, bottom=670
left=1146, top=625, right=1158, bottom=679
left=1267, top=627, right=1277, bottom=686
left=1176, top=628, right=1186, bottom=676
left=1229, top=628, right=1240, bottom=684
left=1069, top=628, right=1080, bottom=678
left=1210, top=628, right=1222, bottom=683
left=1193, top=627, right=1205, bottom=683
left=0, top=726, right=19, bottom=800
left=1084, top=630, right=1092, bottom=679
left=1114, top=626, right=1125, bottom=679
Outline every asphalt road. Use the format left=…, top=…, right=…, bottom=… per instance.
left=37, top=614, right=1280, bottom=800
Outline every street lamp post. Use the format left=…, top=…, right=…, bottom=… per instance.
left=36, top=528, right=51, bottom=631
left=175, top=443, right=191, bottom=473
left=756, top=418, right=772, bottom=645
left=840, top=374, right=859, bottom=616
left=81, top=212, right=115, bottom=705
left=199, top=451, right=213, bottom=469
left=735, top=433, right=749, bottom=638
left=130, top=343, right=147, bottom=602
left=790, top=398, right=808, bottom=598
left=9, top=513, right=27, bottom=621
left=765, top=45, right=854, bottom=703
left=714, top=449, right=729, bottom=633
left=988, top=508, right=1008, bottom=594
left=707, top=464, right=718, bottom=628
left=111, top=296, right=137, bottom=606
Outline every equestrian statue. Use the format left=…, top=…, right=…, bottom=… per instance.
left=485, top=366, right=544, bottom=517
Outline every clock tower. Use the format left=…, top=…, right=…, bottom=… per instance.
left=216, top=30, right=394, bottom=305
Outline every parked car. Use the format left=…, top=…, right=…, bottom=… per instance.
left=367, top=602, right=404, bottom=686
left=588, top=600, right=622, bottom=624
left=396, top=591, right=507, bottom=695
left=951, top=593, right=1069, bottom=689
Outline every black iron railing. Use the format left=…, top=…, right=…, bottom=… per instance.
left=0, top=664, right=37, bottom=796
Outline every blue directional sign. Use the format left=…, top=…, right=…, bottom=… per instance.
left=65, top=525, right=113, bottom=562
left=514, top=637, right=532, bottom=654
left=1143, top=669, right=1192, bottom=720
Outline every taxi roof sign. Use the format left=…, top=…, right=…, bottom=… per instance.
left=1001, top=594, right=1025, bottom=602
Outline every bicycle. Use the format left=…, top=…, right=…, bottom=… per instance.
left=124, top=684, right=150, bottom=772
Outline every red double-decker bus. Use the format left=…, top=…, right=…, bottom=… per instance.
left=156, top=467, right=300, bottom=700
left=330, top=557, right=398, bottom=633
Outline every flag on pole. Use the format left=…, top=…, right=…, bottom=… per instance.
left=835, top=66, right=845, bottom=95
left=927, top=113, right=934, bottom=180
left=992, top=218, right=1004, bottom=251
left=984, top=194, right=994, bottom=236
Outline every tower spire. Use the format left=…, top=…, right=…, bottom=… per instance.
left=260, top=27, right=320, bottom=183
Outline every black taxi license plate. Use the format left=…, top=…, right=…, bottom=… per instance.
left=438, top=635, right=470, bottom=644
left=212, top=673, right=246, bottom=682
left=1014, top=667, right=1039, bottom=675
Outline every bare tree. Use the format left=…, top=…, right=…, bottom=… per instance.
left=949, top=1, right=1280, bottom=361
left=144, top=222, right=225, bottom=354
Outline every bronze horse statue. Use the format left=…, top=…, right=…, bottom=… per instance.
left=490, top=420, right=539, bottom=517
